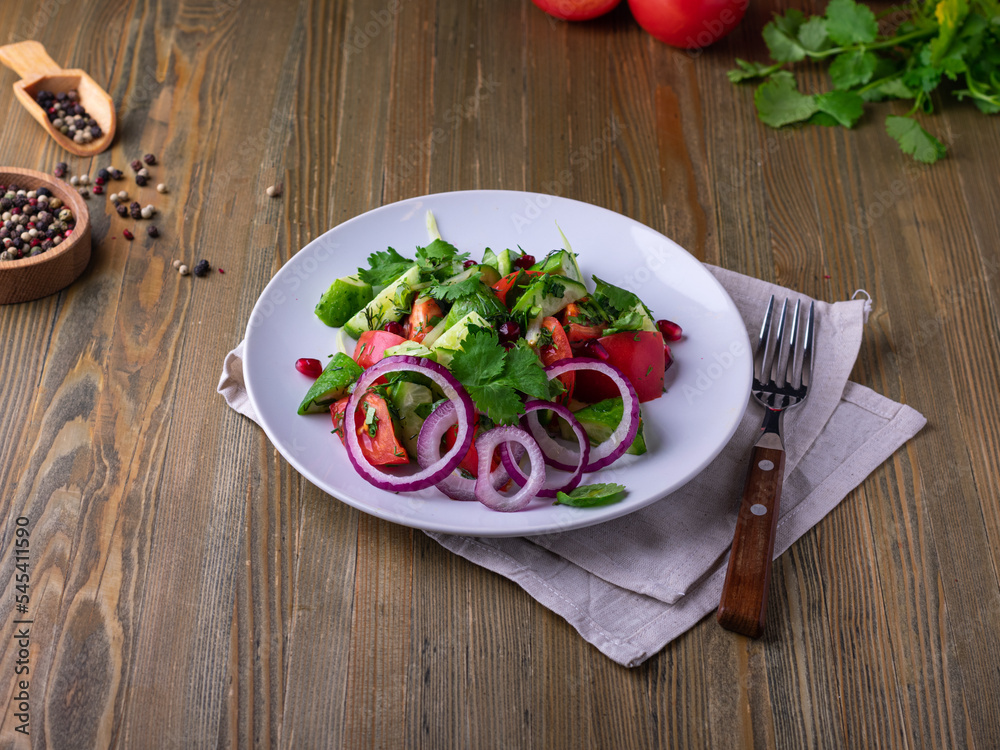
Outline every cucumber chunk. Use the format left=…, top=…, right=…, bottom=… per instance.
left=314, top=274, right=373, bottom=327
left=297, top=353, right=364, bottom=415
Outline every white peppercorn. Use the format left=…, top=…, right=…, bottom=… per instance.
left=178, top=264, right=190, bottom=276
left=156, top=183, right=168, bottom=194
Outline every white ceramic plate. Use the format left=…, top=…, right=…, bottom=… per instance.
left=243, top=191, right=752, bottom=537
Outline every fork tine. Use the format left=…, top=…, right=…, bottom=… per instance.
left=801, top=300, right=815, bottom=389
left=755, top=296, right=774, bottom=354
left=787, top=299, right=803, bottom=389
left=761, top=298, right=787, bottom=385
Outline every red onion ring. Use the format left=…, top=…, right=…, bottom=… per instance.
left=532, top=359, right=640, bottom=472
left=416, top=402, right=513, bottom=502
left=474, top=426, right=545, bottom=512
left=343, top=356, right=475, bottom=492
left=500, top=400, right=589, bottom=497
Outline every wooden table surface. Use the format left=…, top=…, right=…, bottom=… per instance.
left=2, top=0, right=1000, bottom=747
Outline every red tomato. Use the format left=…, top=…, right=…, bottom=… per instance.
left=491, top=269, right=542, bottom=308
left=407, top=296, right=444, bottom=343
left=333, top=392, right=408, bottom=466
left=627, top=0, right=747, bottom=49
left=531, top=0, right=622, bottom=21
left=574, top=330, right=665, bottom=403
left=562, top=301, right=607, bottom=342
left=353, top=330, right=407, bottom=369
left=442, top=417, right=502, bottom=478
left=539, top=317, right=575, bottom=402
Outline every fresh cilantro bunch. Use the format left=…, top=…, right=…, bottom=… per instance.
left=730, top=0, right=1000, bottom=163
left=447, top=327, right=562, bottom=425
left=591, top=277, right=655, bottom=334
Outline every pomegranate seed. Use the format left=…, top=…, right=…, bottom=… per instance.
left=513, top=253, right=535, bottom=270
left=657, top=319, right=682, bottom=342
left=383, top=321, right=405, bottom=337
left=498, top=320, right=521, bottom=344
left=664, top=343, right=674, bottom=370
left=463, top=259, right=477, bottom=269
left=581, top=339, right=610, bottom=361
left=122, top=229, right=134, bottom=240
left=295, top=358, right=323, bottom=378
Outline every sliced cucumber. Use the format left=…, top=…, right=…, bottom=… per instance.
left=566, top=398, right=647, bottom=455
left=343, top=264, right=420, bottom=338
left=389, top=381, right=434, bottom=458
left=496, top=248, right=512, bottom=277
left=482, top=247, right=499, bottom=273
left=296, top=353, right=364, bottom=415
left=384, top=340, right=436, bottom=360
left=530, top=249, right=584, bottom=284
left=430, top=310, right=490, bottom=366
left=315, top=274, right=373, bottom=327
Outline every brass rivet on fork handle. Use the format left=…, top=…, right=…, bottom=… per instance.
left=717, top=296, right=815, bottom=638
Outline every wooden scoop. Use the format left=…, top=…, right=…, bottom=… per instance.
left=0, top=41, right=115, bottom=157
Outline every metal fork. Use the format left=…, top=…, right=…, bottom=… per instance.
left=717, top=296, right=815, bottom=638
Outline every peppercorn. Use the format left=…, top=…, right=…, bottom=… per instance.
left=117, top=191, right=128, bottom=202
left=266, top=184, right=281, bottom=197
left=156, top=183, right=168, bottom=194
left=116, top=204, right=128, bottom=217
left=54, top=162, right=68, bottom=178
left=147, top=225, right=159, bottom=237
left=79, top=174, right=90, bottom=186
left=143, top=153, right=156, bottom=165
left=93, top=185, right=104, bottom=195
left=192, top=259, right=211, bottom=277
left=172, top=259, right=181, bottom=269
left=135, top=174, right=148, bottom=187
left=109, top=168, right=124, bottom=180
left=77, top=187, right=90, bottom=198
left=97, top=168, right=110, bottom=181
left=178, top=264, right=190, bottom=276
left=130, top=159, right=143, bottom=172
left=69, top=175, right=79, bottom=186
left=130, top=202, right=142, bottom=220
left=123, top=229, right=134, bottom=240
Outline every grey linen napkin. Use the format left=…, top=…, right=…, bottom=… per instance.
left=218, top=266, right=925, bottom=667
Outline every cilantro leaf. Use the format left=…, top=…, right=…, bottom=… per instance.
left=465, top=381, right=525, bottom=426
left=358, top=248, right=414, bottom=292
left=828, top=49, right=878, bottom=89
left=930, top=0, right=970, bottom=65
left=885, top=115, right=947, bottom=163
left=504, top=343, right=552, bottom=401
left=861, top=77, right=915, bottom=102
left=815, top=90, right=864, bottom=127
left=555, top=483, right=627, bottom=508
left=824, top=0, right=878, bottom=46
left=416, top=238, right=463, bottom=267
left=798, top=16, right=831, bottom=53
left=754, top=72, right=819, bottom=127
left=592, top=276, right=640, bottom=316
left=728, top=59, right=782, bottom=83
left=448, top=329, right=506, bottom=385
left=763, top=10, right=807, bottom=62
left=428, top=276, right=482, bottom=302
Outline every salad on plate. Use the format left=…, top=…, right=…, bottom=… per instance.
left=294, top=214, right=682, bottom=512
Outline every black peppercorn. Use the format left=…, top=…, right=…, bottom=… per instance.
left=143, top=153, right=156, bottom=165
left=147, top=225, right=159, bottom=237
left=54, top=162, right=68, bottom=178
left=130, top=202, right=142, bottom=219
left=117, top=204, right=128, bottom=217
left=97, top=168, right=110, bottom=181
left=135, top=174, right=148, bottom=187
left=192, top=259, right=211, bottom=277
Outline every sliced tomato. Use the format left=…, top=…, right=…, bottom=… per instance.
left=353, top=330, right=407, bottom=369
left=562, top=300, right=607, bottom=342
left=441, top=417, right=502, bottom=478
left=407, top=296, right=444, bottom=343
left=539, top=317, right=575, bottom=402
left=574, top=330, right=665, bottom=403
left=491, top=269, right=543, bottom=307
left=333, top=390, right=408, bottom=465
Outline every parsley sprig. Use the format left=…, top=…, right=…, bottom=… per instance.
left=731, top=0, right=1000, bottom=163
left=447, top=327, right=560, bottom=424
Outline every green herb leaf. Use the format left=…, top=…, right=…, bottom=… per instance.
left=885, top=115, right=947, bottom=163
left=763, top=10, right=808, bottom=62
left=754, top=72, right=820, bottom=127
left=861, top=77, right=915, bottom=102
left=798, top=16, right=831, bottom=52
left=815, top=90, right=864, bottom=127
left=555, top=483, right=627, bottom=508
left=828, top=49, right=878, bottom=89
left=358, top=248, right=414, bottom=292
left=504, top=343, right=552, bottom=401
left=728, top=59, right=782, bottom=83
left=824, top=0, right=878, bottom=46
left=428, top=276, right=482, bottom=302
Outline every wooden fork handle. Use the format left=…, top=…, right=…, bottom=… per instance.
left=717, top=442, right=786, bottom=638
left=0, top=41, right=62, bottom=80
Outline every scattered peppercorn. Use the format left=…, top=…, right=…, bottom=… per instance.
left=141, top=205, right=155, bottom=219
left=266, top=184, right=281, bottom=197
left=156, top=183, right=168, bottom=194
left=34, top=89, right=103, bottom=144
left=109, top=167, right=124, bottom=180
left=97, top=168, right=110, bottom=181
left=77, top=187, right=90, bottom=198
left=93, top=185, right=104, bottom=195
left=116, top=204, right=128, bottom=217
left=178, top=264, right=190, bottom=276
left=123, top=229, right=134, bottom=240
left=192, top=259, right=211, bottom=277
left=130, top=159, right=142, bottom=172
left=54, top=162, right=68, bottom=178
left=117, top=190, right=128, bottom=201
left=143, top=153, right=156, bottom=165
left=172, top=259, right=181, bottom=269
left=128, top=202, right=141, bottom=219
left=78, top=174, right=90, bottom=186
left=147, top=225, right=159, bottom=237
left=69, top=175, right=79, bottom=186
left=137, top=168, right=149, bottom=179
left=135, top=174, right=148, bottom=187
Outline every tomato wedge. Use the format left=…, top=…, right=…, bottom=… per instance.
left=332, top=391, right=408, bottom=465
left=491, top=269, right=542, bottom=307
left=539, top=317, right=575, bottom=402
left=574, top=330, right=665, bottom=403
left=353, top=330, right=407, bottom=369
left=442, top=417, right=501, bottom=477
left=562, top=300, right=607, bottom=342
left=407, top=296, right=443, bottom=343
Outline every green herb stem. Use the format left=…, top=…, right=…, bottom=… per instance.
left=807, top=27, right=937, bottom=59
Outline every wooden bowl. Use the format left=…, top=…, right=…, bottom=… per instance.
left=0, top=167, right=92, bottom=305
